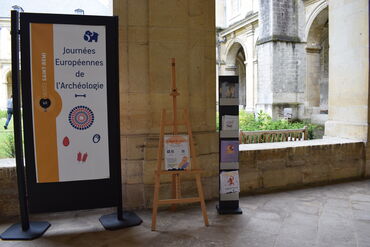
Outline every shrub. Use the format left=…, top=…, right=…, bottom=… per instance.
left=220, top=109, right=320, bottom=140
left=3, top=133, right=15, bottom=158
left=0, top=110, right=7, bottom=119
left=239, top=110, right=259, bottom=131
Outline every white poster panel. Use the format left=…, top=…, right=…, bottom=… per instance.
left=164, top=135, right=191, bottom=170
left=30, top=23, right=110, bottom=183
left=53, top=24, right=110, bottom=182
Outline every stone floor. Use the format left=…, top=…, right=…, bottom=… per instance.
left=1, top=180, right=370, bottom=247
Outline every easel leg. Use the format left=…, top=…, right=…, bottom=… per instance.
left=176, top=175, right=181, bottom=199
left=171, top=174, right=182, bottom=211
left=195, top=174, right=209, bottom=226
left=151, top=173, right=161, bottom=231
left=171, top=174, right=177, bottom=211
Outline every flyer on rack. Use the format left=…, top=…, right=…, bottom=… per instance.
left=222, top=115, right=239, bottom=130
left=220, top=140, right=239, bottom=162
left=164, top=135, right=191, bottom=170
left=220, top=82, right=239, bottom=98
left=220, top=170, right=240, bottom=194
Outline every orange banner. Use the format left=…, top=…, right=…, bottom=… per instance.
left=31, top=23, right=62, bottom=183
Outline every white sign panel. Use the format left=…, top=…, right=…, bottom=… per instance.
left=30, top=23, right=110, bottom=182
left=164, top=135, right=191, bottom=170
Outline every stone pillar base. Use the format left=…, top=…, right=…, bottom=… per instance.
left=325, top=120, right=367, bottom=141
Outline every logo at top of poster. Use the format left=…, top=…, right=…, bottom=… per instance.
left=68, top=105, right=95, bottom=130
left=83, top=31, right=99, bottom=42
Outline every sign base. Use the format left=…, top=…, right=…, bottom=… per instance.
left=216, top=204, right=243, bottom=215
left=99, top=211, right=142, bottom=230
left=0, top=221, right=50, bottom=240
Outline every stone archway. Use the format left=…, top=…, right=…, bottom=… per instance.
left=225, top=42, right=247, bottom=107
left=305, top=6, right=328, bottom=124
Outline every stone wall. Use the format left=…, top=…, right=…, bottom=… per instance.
left=0, top=166, right=18, bottom=218
left=259, top=0, right=271, bottom=38
left=256, top=42, right=273, bottom=115
left=272, top=42, right=305, bottom=96
left=1, top=140, right=367, bottom=217
left=271, top=0, right=298, bottom=38
left=256, top=40, right=305, bottom=119
left=258, top=0, right=302, bottom=44
left=239, top=141, right=366, bottom=193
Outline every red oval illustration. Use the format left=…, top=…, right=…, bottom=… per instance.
left=82, top=153, right=88, bottom=162
left=77, top=152, right=82, bottom=162
left=63, top=137, right=70, bottom=146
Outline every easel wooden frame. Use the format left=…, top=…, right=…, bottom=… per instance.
left=151, top=58, right=209, bottom=231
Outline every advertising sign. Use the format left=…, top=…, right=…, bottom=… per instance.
left=164, top=135, right=191, bottom=170
left=30, top=23, right=110, bottom=183
left=20, top=13, right=119, bottom=213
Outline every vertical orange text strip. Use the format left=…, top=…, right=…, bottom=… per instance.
left=31, top=23, right=61, bottom=183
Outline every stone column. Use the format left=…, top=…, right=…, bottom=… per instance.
left=114, top=0, right=218, bottom=209
left=256, top=0, right=305, bottom=119
left=246, top=29, right=256, bottom=112
left=324, top=0, right=368, bottom=140
left=113, top=0, right=150, bottom=209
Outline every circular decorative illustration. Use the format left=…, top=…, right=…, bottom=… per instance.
left=68, top=106, right=95, bottom=130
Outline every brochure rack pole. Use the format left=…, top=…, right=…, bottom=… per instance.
left=216, top=75, right=242, bottom=214
left=0, top=11, right=50, bottom=241
left=151, top=58, right=209, bottom=231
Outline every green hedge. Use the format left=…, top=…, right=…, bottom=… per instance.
left=0, top=110, right=7, bottom=119
left=218, top=110, right=320, bottom=140
left=2, top=133, right=15, bottom=158
left=240, top=110, right=319, bottom=139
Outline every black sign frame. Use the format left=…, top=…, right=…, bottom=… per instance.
left=20, top=13, right=121, bottom=213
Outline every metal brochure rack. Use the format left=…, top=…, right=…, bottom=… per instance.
left=217, top=76, right=242, bottom=214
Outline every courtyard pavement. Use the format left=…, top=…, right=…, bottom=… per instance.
left=1, top=180, right=370, bottom=246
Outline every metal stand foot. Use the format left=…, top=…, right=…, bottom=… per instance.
left=1, top=221, right=50, bottom=240
left=99, top=211, right=142, bottom=230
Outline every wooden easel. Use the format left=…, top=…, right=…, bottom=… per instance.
left=151, top=58, right=209, bottom=231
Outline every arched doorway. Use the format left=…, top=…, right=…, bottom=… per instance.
left=226, top=42, right=247, bottom=108
left=305, top=6, right=329, bottom=123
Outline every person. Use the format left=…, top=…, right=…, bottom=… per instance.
left=4, top=95, right=13, bottom=129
